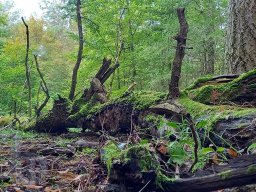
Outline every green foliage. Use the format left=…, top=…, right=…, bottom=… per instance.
left=0, top=0, right=230, bottom=117
left=0, top=116, right=12, bottom=127
left=248, top=143, right=256, bottom=153
left=101, top=141, right=121, bottom=174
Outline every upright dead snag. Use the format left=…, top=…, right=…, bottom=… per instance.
left=34, top=55, right=50, bottom=117
left=21, top=17, right=32, bottom=118
left=69, top=0, right=84, bottom=101
left=169, top=8, right=188, bottom=100
left=168, top=8, right=198, bottom=171
left=82, top=58, right=119, bottom=102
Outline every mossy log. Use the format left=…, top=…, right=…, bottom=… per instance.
left=105, top=142, right=256, bottom=192
left=165, top=154, right=256, bottom=192
left=187, top=69, right=256, bottom=106
left=180, top=96, right=256, bottom=149
left=70, top=91, right=167, bottom=134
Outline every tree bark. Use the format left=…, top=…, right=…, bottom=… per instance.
left=21, top=17, right=32, bottom=119
left=169, top=8, right=188, bottom=100
left=205, top=37, right=215, bottom=74
left=165, top=154, right=256, bottom=192
left=69, top=0, right=84, bottom=101
left=34, top=55, right=50, bottom=117
left=226, top=0, right=256, bottom=74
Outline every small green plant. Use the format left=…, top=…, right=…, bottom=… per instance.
left=248, top=143, right=256, bottom=153
left=81, top=147, right=97, bottom=155
left=101, top=141, right=121, bottom=174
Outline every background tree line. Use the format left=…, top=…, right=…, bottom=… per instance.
left=0, top=0, right=236, bottom=116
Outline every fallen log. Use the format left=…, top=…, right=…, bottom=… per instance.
left=165, top=154, right=256, bottom=192
left=187, top=74, right=239, bottom=90
left=187, top=69, right=256, bottom=106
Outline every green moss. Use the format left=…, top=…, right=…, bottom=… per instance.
left=102, top=142, right=173, bottom=188
left=186, top=69, right=256, bottom=104
left=179, top=96, right=256, bottom=130
left=112, top=91, right=167, bottom=110
left=145, top=114, right=162, bottom=125
left=70, top=91, right=167, bottom=121
left=0, top=116, right=13, bottom=127
left=247, top=165, right=256, bottom=174
left=186, top=75, right=213, bottom=91
left=219, top=170, right=232, bottom=180
left=231, top=68, right=256, bottom=84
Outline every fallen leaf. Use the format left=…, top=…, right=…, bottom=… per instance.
left=156, top=142, right=168, bottom=155
left=226, top=148, right=239, bottom=158
left=210, top=152, right=220, bottom=165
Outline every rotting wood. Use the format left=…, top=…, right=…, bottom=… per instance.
left=82, top=58, right=119, bottom=102
left=165, top=154, right=256, bottom=192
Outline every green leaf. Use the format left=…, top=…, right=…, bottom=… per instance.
left=216, top=147, right=225, bottom=153
left=248, top=143, right=256, bottom=152
left=140, top=139, right=149, bottom=145
left=197, top=120, right=208, bottom=128
left=201, top=147, right=214, bottom=155
left=168, top=142, right=187, bottom=165
left=166, top=121, right=179, bottom=129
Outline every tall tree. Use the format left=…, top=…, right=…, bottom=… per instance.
left=226, top=0, right=256, bottom=74
left=169, top=8, right=188, bottom=100
left=69, top=0, right=84, bottom=101
left=21, top=17, right=32, bottom=118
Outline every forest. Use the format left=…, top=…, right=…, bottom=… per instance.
left=0, top=0, right=256, bottom=191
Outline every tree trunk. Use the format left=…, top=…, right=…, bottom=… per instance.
left=169, top=8, right=188, bottom=99
left=69, top=0, right=84, bottom=101
left=205, top=37, right=215, bottom=74
left=21, top=17, right=32, bottom=119
left=226, top=0, right=256, bottom=74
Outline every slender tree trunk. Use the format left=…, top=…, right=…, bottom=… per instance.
left=69, top=0, right=84, bottom=101
left=205, top=37, right=215, bottom=74
left=169, top=8, right=188, bottom=100
left=34, top=55, right=50, bottom=117
left=226, top=0, right=256, bottom=74
left=21, top=17, right=32, bottom=118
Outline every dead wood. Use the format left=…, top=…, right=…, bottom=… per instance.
left=34, top=55, right=50, bottom=117
left=21, top=17, right=32, bottom=118
left=82, top=58, right=119, bottom=102
left=165, top=154, right=256, bottom=192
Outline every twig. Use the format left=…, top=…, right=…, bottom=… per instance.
left=138, top=180, right=151, bottom=192
left=186, top=115, right=198, bottom=172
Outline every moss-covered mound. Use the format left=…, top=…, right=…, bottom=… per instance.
left=179, top=96, right=256, bottom=148
left=68, top=91, right=167, bottom=134
left=186, top=69, right=256, bottom=106
left=70, top=91, right=167, bottom=121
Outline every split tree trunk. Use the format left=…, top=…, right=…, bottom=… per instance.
left=69, top=0, right=84, bottom=101
left=21, top=17, right=32, bottom=118
left=169, top=8, right=188, bottom=99
left=226, top=0, right=256, bottom=74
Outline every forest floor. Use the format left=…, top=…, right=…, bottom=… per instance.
left=0, top=128, right=112, bottom=192
left=1, top=127, right=256, bottom=192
